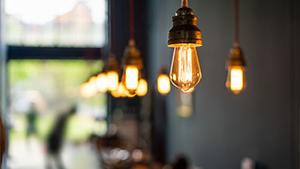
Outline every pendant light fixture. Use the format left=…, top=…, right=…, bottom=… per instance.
left=168, top=0, right=203, bottom=93
left=157, top=67, right=171, bottom=95
left=106, top=54, right=119, bottom=92
left=81, top=74, right=99, bottom=98
left=121, top=0, right=143, bottom=95
left=225, top=0, right=246, bottom=94
left=95, top=71, right=108, bottom=92
left=136, top=78, right=148, bottom=96
left=106, top=0, right=119, bottom=93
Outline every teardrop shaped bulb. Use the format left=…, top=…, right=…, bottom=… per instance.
left=169, top=46, right=202, bottom=92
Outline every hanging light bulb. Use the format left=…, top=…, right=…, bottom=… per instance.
left=118, top=83, right=127, bottom=98
left=119, top=82, right=131, bottom=98
left=226, top=0, right=246, bottom=94
left=80, top=82, right=95, bottom=98
left=95, top=72, right=107, bottom=93
left=122, top=40, right=143, bottom=94
left=88, top=76, right=99, bottom=93
left=168, top=0, right=203, bottom=93
left=107, top=71, right=119, bottom=91
left=111, top=81, right=123, bottom=98
left=111, top=89, right=120, bottom=98
left=226, top=45, right=246, bottom=94
left=80, top=76, right=98, bottom=98
left=106, top=53, right=119, bottom=92
left=157, top=68, right=171, bottom=95
left=136, top=78, right=148, bottom=96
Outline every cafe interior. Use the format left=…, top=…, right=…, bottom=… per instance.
left=0, top=0, right=300, bottom=169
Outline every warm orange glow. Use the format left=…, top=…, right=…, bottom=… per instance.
left=111, top=90, right=120, bottom=98
left=111, top=82, right=137, bottom=98
left=226, top=66, right=245, bottom=94
left=95, top=73, right=107, bottom=93
left=157, top=74, right=171, bottom=95
left=118, top=82, right=130, bottom=98
left=170, top=44, right=201, bottom=93
left=106, top=71, right=119, bottom=92
left=125, top=65, right=139, bottom=91
left=111, top=85, right=121, bottom=98
left=136, top=79, right=148, bottom=96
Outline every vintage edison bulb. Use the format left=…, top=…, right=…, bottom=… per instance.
left=124, top=65, right=139, bottom=92
left=169, top=45, right=201, bottom=92
left=106, top=71, right=119, bottom=91
left=136, top=79, right=148, bottom=96
left=226, top=65, right=245, bottom=94
left=157, top=74, right=171, bottom=95
left=95, top=73, right=107, bottom=93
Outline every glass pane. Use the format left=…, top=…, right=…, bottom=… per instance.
left=5, top=0, right=107, bottom=47
left=8, top=60, right=107, bottom=169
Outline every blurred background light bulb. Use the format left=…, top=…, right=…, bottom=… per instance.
left=169, top=45, right=201, bottom=92
left=136, top=79, right=148, bottom=96
left=226, top=65, right=245, bottom=94
left=118, top=82, right=129, bottom=98
left=106, top=71, right=119, bottom=91
left=80, top=83, right=95, bottom=98
left=157, top=74, right=171, bottom=95
left=124, top=65, right=139, bottom=92
left=95, top=73, right=107, bottom=93
left=88, top=77, right=98, bottom=93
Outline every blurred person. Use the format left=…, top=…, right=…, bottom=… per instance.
left=46, top=105, right=76, bottom=169
left=131, top=149, right=150, bottom=169
left=26, top=102, right=38, bottom=140
left=172, top=155, right=189, bottom=169
left=164, top=154, right=201, bottom=169
left=0, top=116, right=5, bottom=166
left=241, top=158, right=254, bottom=169
left=241, top=158, right=268, bottom=169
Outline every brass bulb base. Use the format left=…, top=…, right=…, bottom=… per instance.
left=226, top=45, right=246, bottom=68
left=168, top=7, right=202, bottom=47
left=123, top=39, right=143, bottom=70
left=107, top=53, right=119, bottom=71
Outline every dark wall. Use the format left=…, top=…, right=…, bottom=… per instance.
left=147, top=0, right=299, bottom=169
left=292, top=0, right=300, bottom=167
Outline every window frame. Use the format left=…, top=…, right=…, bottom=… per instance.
left=7, top=45, right=103, bottom=60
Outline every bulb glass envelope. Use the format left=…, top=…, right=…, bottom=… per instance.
left=157, top=68, right=171, bottom=95
left=122, top=40, right=143, bottom=94
left=106, top=53, right=119, bottom=92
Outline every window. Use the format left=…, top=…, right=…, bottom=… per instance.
left=6, top=0, right=107, bottom=47
left=5, top=0, right=108, bottom=168
left=8, top=60, right=107, bottom=169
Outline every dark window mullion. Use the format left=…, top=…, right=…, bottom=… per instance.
left=7, top=46, right=102, bottom=60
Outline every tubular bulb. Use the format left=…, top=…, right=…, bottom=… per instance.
left=106, top=71, right=119, bottom=91
left=226, top=65, right=245, bottom=94
left=124, top=65, right=139, bottom=93
left=136, top=79, right=148, bottom=96
left=95, top=73, right=107, bottom=93
left=157, top=74, right=171, bottom=95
